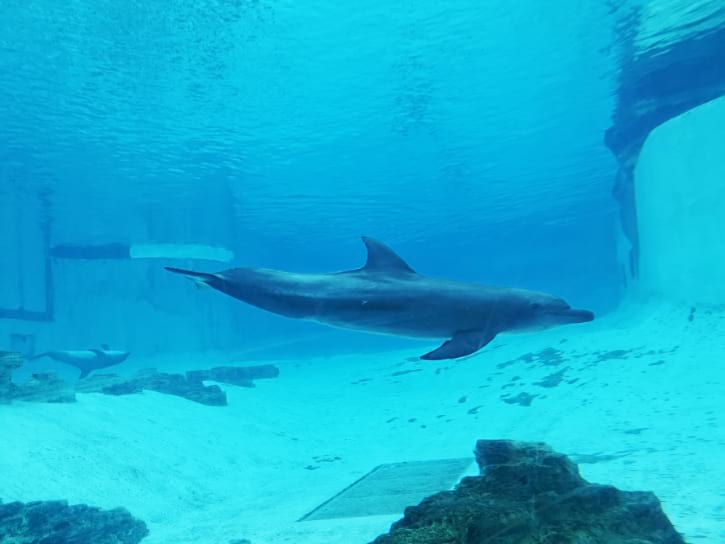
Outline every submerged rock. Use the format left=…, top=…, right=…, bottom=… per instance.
left=371, top=439, right=685, bottom=544
left=0, top=353, right=76, bottom=403
left=13, top=372, right=76, bottom=403
left=4, top=358, right=278, bottom=406
left=0, top=499, right=148, bottom=543
left=78, top=368, right=227, bottom=406
left=186, top=364, right=279, bottom=387
left=140, top=371, right=227, bottom=405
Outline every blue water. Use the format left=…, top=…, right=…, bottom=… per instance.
left=1, top=1, right=724, bottom=543
left=0, top=0, right=626, bottom=357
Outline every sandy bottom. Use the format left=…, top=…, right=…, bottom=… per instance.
left=1, top=300, right=723, bottom=543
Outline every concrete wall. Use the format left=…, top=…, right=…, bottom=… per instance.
left=634, top=95, right=725, bottom=303
left=0, top=172, right=250, bottom=356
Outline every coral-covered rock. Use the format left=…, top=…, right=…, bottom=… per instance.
left=0, top=499, right=148, bottom=543
left=371, top=440, right=685, bottom=544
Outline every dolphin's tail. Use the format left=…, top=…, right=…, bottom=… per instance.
left=165, top=267, right=217, bottom=288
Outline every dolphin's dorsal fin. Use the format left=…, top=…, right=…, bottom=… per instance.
left=361, top=237, right=415, bottom=274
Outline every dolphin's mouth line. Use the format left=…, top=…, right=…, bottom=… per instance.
left=551, top=308, right=595, bottom=322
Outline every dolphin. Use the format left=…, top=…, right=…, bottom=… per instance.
left=30, top=345, right=130, bottom=378
left=166, top=237, right=594, bottom=360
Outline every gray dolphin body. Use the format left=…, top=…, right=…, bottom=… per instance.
left=166, top=237, right=594, bottom=360
left=30, top=346, right=130, bottom=378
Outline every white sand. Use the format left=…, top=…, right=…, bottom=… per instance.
left=1, top=300, right=723, bottom=543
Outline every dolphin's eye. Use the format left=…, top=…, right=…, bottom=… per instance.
left=531, top=303, right=541, bottom=310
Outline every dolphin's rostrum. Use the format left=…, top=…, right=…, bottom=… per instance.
left=166, top=237, right=594, bottom=360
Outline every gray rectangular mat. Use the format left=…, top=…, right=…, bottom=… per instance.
left=299, top=457, right=473, bottom=521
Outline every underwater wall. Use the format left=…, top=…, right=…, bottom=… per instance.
left=606, top=0, right=725, bottom=290
left=634, top=96, right=725, bottom=304
left=0, top=174, right=249, bottom=356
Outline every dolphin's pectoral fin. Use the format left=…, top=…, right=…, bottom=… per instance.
left=77, top=368, right=91, bottom=380
left=420, top=330, right=496, bottom=360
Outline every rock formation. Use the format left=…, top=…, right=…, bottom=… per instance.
left=76, top=364, right=280, bottom=406
left=0, top=499, right=148, bottom=543
left=371, top=439, right=685, bottom=544
left=2, top=353, right=279, bottom=406
left=77, top=369, right=228, bottom=406
left=1, top=352, right=76, bottom=403
left=13, top=372, right=76, bottom=403
left=187, top=364, right=279, bottom=387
